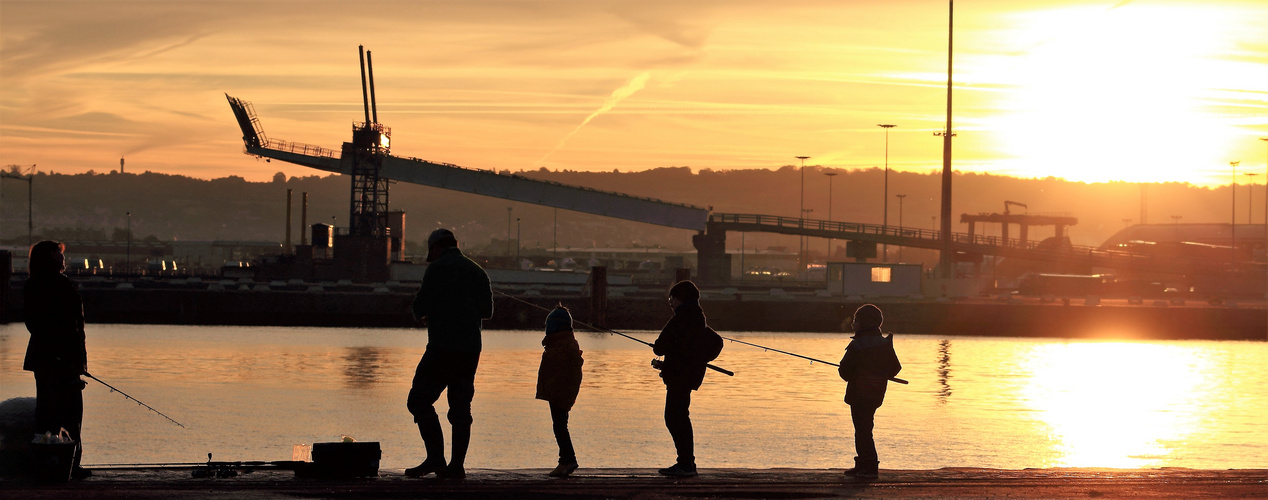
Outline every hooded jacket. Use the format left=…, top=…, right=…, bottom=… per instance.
left=535, top=329, right=584, bottom=407
left=652, top=300, right=709, bottom=390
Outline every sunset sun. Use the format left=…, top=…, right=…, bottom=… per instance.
left=982, top=4, right=1261, bottom=184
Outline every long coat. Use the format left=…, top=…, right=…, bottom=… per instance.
left=652, top=301, right=709, bottom=391
left=411, top=247, right=494, bottom=354
left=536, top=329, right=583, bottom=407
left=23, top=272, right=87, bottom=375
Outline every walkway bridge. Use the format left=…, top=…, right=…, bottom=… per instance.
left=694, top=213, right=1244, bottom=284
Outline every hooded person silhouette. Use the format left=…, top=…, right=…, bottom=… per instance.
left=838, top=304, right=902, bottom=479
left=536, top=305, right=584, bottom=477
left=652, top=280, right=710, bottom=477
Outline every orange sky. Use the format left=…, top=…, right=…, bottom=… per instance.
left=2, top=0, right=1266, bottom=186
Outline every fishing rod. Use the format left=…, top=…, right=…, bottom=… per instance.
left=718, top=335, right=908, bottom=385
left=85, top=372, right=187, bottom=428
left=493, top=290, right=734, bottom=376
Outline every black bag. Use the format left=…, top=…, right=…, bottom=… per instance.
left=694, top=326, right=724, bottom=363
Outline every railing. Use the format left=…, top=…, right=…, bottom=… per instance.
left=263, top=138, right=339, bottom=158
left=709, top=213, right=1232, bottom=272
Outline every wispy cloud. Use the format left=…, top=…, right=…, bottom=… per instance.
left=535, top=71, right=652, bottom=166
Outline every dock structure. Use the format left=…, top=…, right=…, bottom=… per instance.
left=960, top=212, right=1079, bottom=246
left=705, top=213, right=1247, bottom=279
left=7, top=467, right=1267, bottom=499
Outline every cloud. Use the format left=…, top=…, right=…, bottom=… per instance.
left=535, top=71, right=652, bottom=165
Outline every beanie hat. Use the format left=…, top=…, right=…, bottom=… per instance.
left=427, top=228, right=457, bottom=248
left=545, top=305, right=573, bottom=335
left=426, top=228, right=458, bottom=262
left=668, top=280, right=700, bottom=302
left=853, top=303, right=884, bottom=330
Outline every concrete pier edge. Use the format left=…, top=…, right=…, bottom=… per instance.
left=4, top=467, right=1266, bottom=499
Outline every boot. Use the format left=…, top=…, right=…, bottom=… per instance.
left=844, top=457, right=879, bottom=479
left=405, top=421, right=447, bottom=478
left=549, top=460, right=579, bottom=478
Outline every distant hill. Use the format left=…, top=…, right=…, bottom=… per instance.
left=0, top=166, right=1245, bottom=264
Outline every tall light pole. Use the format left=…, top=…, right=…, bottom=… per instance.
left=878, top=124, right=896, bottom=262
left=1260, top=138, right=1268, bottom=304
left=126, top=211, right=132, bottom=277
left=802, top=207, right=814, bottom=265
left=935, top=0, right=956, bottom=279
left=825, top=171, right=838, bottom=261
left=896, top=194, right=907, bottom=262
left=1231, top=161, right=1240, bottom=251
left=796, top=155, right=810, bottom=277
left=1171, top=215, right=1182, bottom=239
left=1247, top=172, right=1259, bottom=227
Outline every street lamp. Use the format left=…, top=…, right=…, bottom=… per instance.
left=795, top=155, right=810, bottom=277
left=896, top=194, right=907, bottom=262
left=824, top=171, right=838, bottom=261
left=126, top=211, right=132, bottom=277
left=1171, top=215, right=1182, bottom=239
left=802, top=208, right=814, bottom=270
left=1231, top=161, right=1240, bottom=250
left=878, top=124, right=896, bottom=262
left=1261, top=138, right=1268, bottom=259
left=1247, top=172, right=1259, bottom=227
left=1260, top=138, right=1268, bottom=302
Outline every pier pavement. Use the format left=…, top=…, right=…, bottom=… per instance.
left=4, top=467, right=1266, bottom=499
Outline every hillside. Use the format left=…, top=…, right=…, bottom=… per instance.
left=0, top=166, right=1245, bottom=262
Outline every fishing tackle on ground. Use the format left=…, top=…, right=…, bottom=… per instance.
left=85, top=372, right=187, bottom=428
left=494, top=290, right=734, bottom=376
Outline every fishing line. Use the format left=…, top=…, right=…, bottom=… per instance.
left=493, top=290, right=734, bottom=376
left=718, top=334, right=909, bottom=385
left=85, top=373, right=187, bottom=428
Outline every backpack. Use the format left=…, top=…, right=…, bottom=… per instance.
left=694, top=326, right=724, bottom=363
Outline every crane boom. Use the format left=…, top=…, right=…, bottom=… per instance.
left=224, top=94, right=708, bottom=231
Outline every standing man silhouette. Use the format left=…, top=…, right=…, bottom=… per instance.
left=406, top=229, right=493, bottom=479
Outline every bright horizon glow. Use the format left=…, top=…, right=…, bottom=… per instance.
left=1, top=1, right=1265, bottom=186
left=985, top=5, right=1264, bottom=184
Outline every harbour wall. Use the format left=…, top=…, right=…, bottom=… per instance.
left=4, top=287, right=1265, bottom=340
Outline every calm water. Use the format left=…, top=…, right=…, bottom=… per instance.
left=1, top=324, right=1265, bottom=470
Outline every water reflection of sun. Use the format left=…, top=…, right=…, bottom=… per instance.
left=1020, top=342, right=1208, bottom=468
